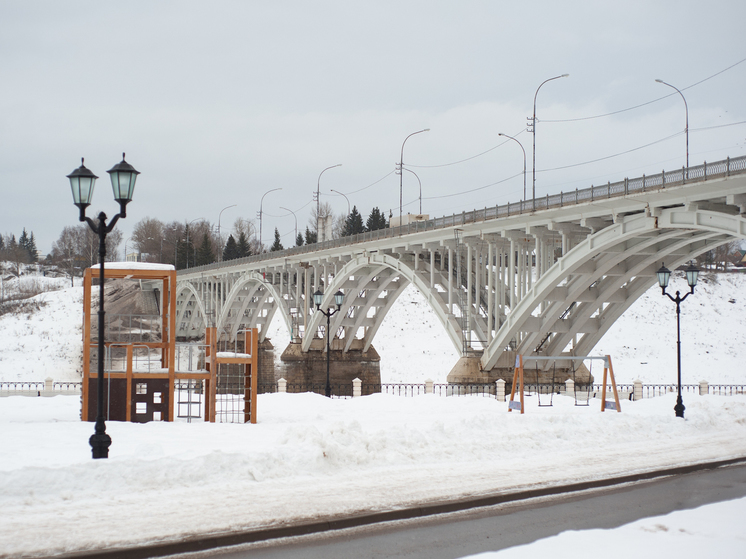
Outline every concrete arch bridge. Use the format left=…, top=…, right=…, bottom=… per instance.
left=176, top=156, right=746, bottom=386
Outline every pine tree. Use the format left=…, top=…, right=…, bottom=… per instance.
left=19, top=228, right=29, bottom=255
left=195, top=232, right=215, bottom=266
left=366, top=207, right=388, bottom=231
left=222, top=234, right=240, bottom=261
left=27, top=231, right=38, bottom=262
left=296, top=232, right=304, bottom=247
left=236, top=230, right=251, bottom=257
left=270, top=228, right=284, bottom=252
left=176, top=225, right=195, bottom=269
left=341, top=206, right=365, bottom=237
left=304, top=226, right=317, bottom=245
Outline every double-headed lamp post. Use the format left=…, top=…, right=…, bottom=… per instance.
left=656, top=261, right=700, bottom=419
left=313, top=289, right=345, bottom=398
left=67, top=153, right=140, bottom=459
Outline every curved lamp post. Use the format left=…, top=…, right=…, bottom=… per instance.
left=656, top=261, right=700, bottom=418
left=397, top=129, right=429, bottom=226
left=529, top=74, right=568, bottom=211
left=258, top=188, right=282, bottom=252
left=313, top=289, right=345, bottom=397
left=217, top=204, right=237, bottom=262
left=402, top=168, right=422, bottom=215
left=655, top=79, right=689, bottom=171
left=498, top=133, right=527, bottom=205
left=330, top=189, right=350, bottom=216
left=280, top=206, right=298, bottom=245
left=67, top=153, right=140, bottom=459
left=315, top=165, right=341, bottom=243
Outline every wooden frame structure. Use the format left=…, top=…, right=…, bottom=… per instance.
left=508, top=355, right=621, bottom=414
left=82, top=264, right=178, bottom=422
left=81, top=263, right=259, bottom=423
left=204, top=327, right=258, bottom=424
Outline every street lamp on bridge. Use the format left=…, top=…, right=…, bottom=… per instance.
left=498, top=132, right=527, bottom=205
left=316, top=164, right=342, bottom=243
left=656, top=261, right=700, bottom=419
left=529, top=74, right=568, bottom=211
left=217, top=204, right=237, bottom=262
left=67, top=153, right=140, bottom=459
left=313, top=289, right=345, bottom=398
left=397, top=129, right=429, bottom=226
left=258, top=188, right=281, bottom=252
left=280, top=207, right=298, bottom=246
left=655, top=79, right=689, bottom=171
left=330, top=189, right=350, bottom=217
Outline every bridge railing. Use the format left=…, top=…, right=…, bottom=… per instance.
left=178, top=154, right=746, bottom=277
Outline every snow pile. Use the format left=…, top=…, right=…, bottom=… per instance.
left=0, top=392, right=745, bottom=556
left=467, top=496, right=746, bottom=558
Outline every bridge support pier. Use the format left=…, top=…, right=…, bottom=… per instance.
left=447, top=351, right=517, bottom=384
left=446, top=350, right=595, bottom=386
left=279, top=340, right=381, bottom=394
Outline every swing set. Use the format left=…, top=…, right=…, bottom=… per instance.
left=508, top=355, right=621, bottom=414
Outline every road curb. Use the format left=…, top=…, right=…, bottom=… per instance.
left=55, top=456, right=746, bottom=559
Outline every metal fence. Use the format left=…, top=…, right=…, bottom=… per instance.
left=708, top=385, right=746, bottom=396
left=3, top=379, right=745, bottom=402
left=0, top=380, right=82, bottom=396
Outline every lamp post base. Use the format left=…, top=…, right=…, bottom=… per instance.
left=674, top=396, right=685, bottom=419
left=90, top=418, right=112, bottom=459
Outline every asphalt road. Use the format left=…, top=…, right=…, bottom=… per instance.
left=189, top=463, right=746, bottom=559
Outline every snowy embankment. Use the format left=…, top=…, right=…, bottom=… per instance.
left=0, top=392, right=745, bottom=557
left=0, top=271, right=744, bottom=385
left=0, top=276, right=83, bottom=382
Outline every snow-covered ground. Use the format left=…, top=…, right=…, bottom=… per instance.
left=1, top=392, right=745, bottom=557
left=0, top=269, right=744, bottom=557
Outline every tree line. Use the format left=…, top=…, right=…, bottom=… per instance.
left=1, top=229, right=39, bottom=274
left=40, top=204, right=389, bottom=283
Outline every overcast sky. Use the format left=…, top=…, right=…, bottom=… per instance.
left=1, top=1, right=745, bottom=255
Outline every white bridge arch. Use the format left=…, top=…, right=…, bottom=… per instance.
left=176, top=156, right=746, bottom=376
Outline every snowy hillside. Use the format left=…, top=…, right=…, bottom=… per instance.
left=0, top=271, right=744, bottom=385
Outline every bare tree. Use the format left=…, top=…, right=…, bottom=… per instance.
left=50, top=226, right=86, bottom=286
left=696, top=240, right=742, bottom=271
left=232, top=217, right=260, bottom=254
left=132, top=217, right=165, bottom=262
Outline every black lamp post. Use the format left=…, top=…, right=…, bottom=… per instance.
left=313, top=289, right=345, bottom=397
left=656, top=261, right=699, bottom=419
left=67, top=154, right=140, bottom=459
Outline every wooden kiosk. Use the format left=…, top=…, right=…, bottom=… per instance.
left=81, top=263, right=258, bottom=424
left=82, top=263, right=179, bottom=422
